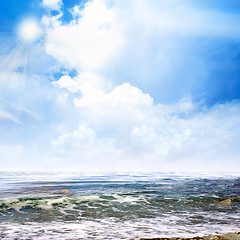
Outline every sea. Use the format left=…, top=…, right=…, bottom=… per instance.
left=0, top=171, right=239, bottom=239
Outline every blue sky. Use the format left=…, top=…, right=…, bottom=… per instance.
left=0, top=0, right=240, bottom=172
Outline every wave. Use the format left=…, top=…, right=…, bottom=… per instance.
left=1, top=218, right=240, bottom=240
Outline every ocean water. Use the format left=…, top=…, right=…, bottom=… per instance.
left=0, top=171, right=239, bottom=239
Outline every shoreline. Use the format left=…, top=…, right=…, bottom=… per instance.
left=138, top=232, right=240, bottom=240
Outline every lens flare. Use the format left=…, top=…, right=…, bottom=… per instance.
left=18, top=19, right=41, bottom=42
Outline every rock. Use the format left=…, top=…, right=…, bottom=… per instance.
left=218, top=199, right=231, bottom=207
left=221, top=233, right=240, bottom=240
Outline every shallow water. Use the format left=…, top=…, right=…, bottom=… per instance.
left=0, top=171, right=239, bottom=239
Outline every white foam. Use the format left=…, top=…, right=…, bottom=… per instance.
left=0, top=217, right=239, bottom=240
left=112, top=194, right=146, bottom=204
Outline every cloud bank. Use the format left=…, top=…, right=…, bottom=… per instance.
left=1, top=0, right=240, bottom=172
left=52, top=72, right=240, bottom=172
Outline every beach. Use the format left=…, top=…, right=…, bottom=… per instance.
left=139, top=232, right=240, bottom=240
left=0, top=172, right=239, bottom=239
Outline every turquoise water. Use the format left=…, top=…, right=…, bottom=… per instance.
left=0, top=172, right=239, bottom=239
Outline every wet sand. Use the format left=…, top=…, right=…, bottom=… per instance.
left=138, top=232, right=240, bottom=240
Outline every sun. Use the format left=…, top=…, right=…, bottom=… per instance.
left=18, top=19, right=42, bottom=42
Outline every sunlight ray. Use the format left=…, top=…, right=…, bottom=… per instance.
left=0, top=42, right=26, bottom=96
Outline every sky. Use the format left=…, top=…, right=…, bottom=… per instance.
left=0, top=0, right=240, bottom=172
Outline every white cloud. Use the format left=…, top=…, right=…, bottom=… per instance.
left=73, top=82, right=155, bottom=132
left=51, top=71, right=240, bottom=171
left=43, top=0, right=240, bottom=104
left=52, top=125, right=95, bottom=150
left=45, top=0, right=125, bottom=70
left=38, top=0, right=240, bottom=172
left=42, top=0, right=62, bottom=11
left=0, top=109, right=21, bottom=124
left=53, top=72, right=110, bottom=93
left=41, top=12, right=62, bottom=29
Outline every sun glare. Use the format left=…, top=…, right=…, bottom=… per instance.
left=18, top=19, right=41, bottom=42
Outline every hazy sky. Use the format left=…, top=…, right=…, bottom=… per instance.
left=0, top=0, right=240, bottom=172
